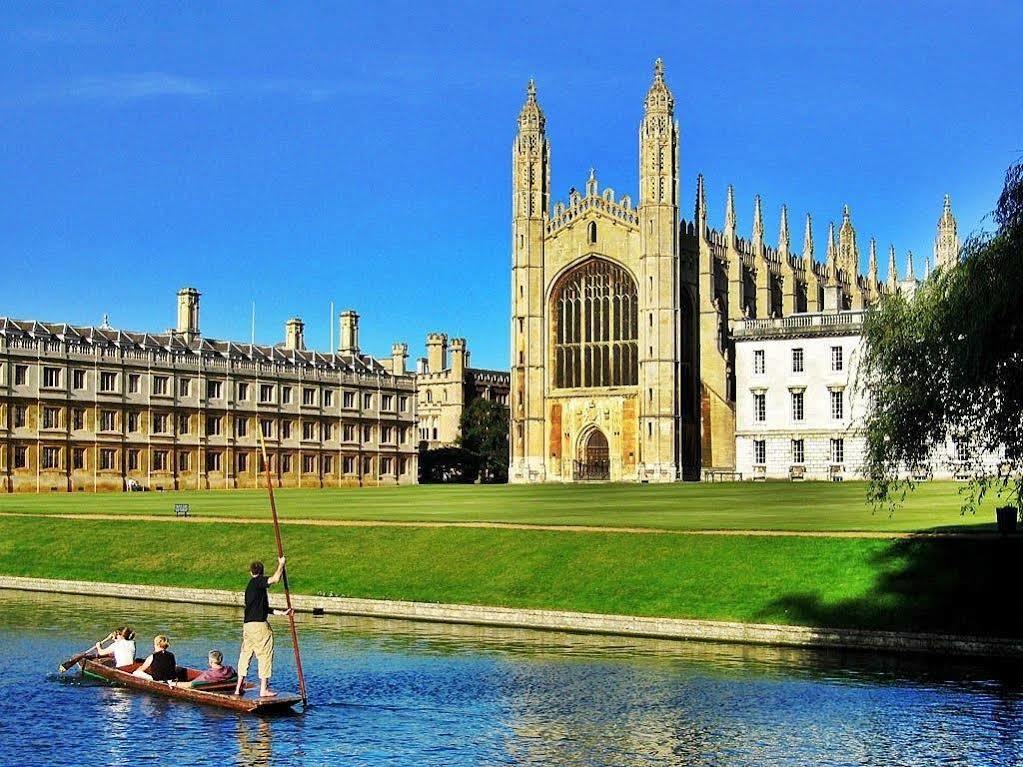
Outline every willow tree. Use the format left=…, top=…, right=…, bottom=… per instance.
left=860, top=162, right=1023, bottom=512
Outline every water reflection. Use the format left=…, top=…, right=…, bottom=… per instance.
left=2, top=589, right=1022, bottom=766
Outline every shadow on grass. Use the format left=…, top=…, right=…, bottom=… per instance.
left=763, top=536, right=1023, bottom=637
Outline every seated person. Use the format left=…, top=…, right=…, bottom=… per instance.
left=94, top=626, right=137, bottom=669
left=171, top=650, right=236, bottom=688
left=133, top=635, right=177, bottom=682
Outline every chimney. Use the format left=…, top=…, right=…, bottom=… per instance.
left=416, top=357, right=428, bottom=375
left=338, top=310, right=359, bottom=355
left=391, top=342, right=408, bottom=376
left=176, top=287, right=201, bottom=341
left=426, top=333, right=448, bottom=373
left=285, top=317, right=305, bottom=351
left=450, top=338, right=467, bottom=378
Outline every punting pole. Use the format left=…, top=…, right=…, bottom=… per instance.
left=257, top=429, right=309, bottom=708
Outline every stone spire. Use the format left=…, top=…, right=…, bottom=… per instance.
left=868, top=237, right=879, bottom=282
left=779, top=204, right=790, bottom=254
left=802, top=213, right=814, bottom=264
left=826, top=221, right=837, bottom=276
left=695, top=173, right=707, bottom=232
left=725, top=185, right=736, bottom=240
left=838, top=204, right=859, bottom=276
left=518, top=79, right=545, bottom=133
left=934, top=194, right=960, bottom=269
left=906, top=250, right=916, bottom=281
left=639, top=58, right=677, bottom=207
left=585, top=167, right=598, bottom=197
left=644, top=57, right=675, bottom=116
left=887, top=244, right=898, bottom=289
left=925, top=254, right=932, bottom=279
left=752, top=195, right=764, bottom=247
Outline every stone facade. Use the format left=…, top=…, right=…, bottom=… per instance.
left=510, top=59, right=960, bottom=483
left=0, top=289, right=418, bottom=492
left=733, top=311, right=1000, bottom=481
left=415, top=334, right=510, bottom=448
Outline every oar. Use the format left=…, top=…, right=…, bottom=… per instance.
left=257, top=430, right=308, bottom=708
left=58, top=647, right=96, bottom=673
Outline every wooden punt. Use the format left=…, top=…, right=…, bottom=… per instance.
left=79, top=657, right=302, bottom=714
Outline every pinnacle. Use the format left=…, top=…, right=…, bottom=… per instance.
left=654, top=57, right=665, bottom=82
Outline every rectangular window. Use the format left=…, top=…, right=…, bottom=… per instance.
left=381, top=457, right=392, bottom=474
left=831, top=438, right=845, bottom=464
left=42, top=446, right=60, bottom=469
left=73, top=369, right=86, bottom=389
left=72, top=448, right=85, bottom=470
left=399, top=395, right=409, bottom=413
left=127, top=449, right=140, bottom=471
left=399, top=426, right=409, bottom=444
left=178, top=378, right=191, bottom=397
left=343, top=391, right=355, bottom=408
left=206, top=380, right=222, bottom=399
left=282, top=386, right=292, bottom=405
left=237, top=382, right=249, bottom=401
left=399, top=457, right=409, bottom=475
left=381, top=394, right=394, bottom=411
left=235, top=417, right=248, bottom=437
left=258, top=454, right=271, bottom=473
left=753, top=393, right=766, bottom=423
left=323, top=455, right=333, bottom=473
left=323, top=390, right=334, bottom=408
left=322, top=423, right=333, bottom=441
left=280, top=454, right=292, bottom=473
left=206, top=451, right=222, bottom=472
left=153, top=376, right=168, bottom=395
left=72, top=408, right=85, bottom=430
left=343, top=456, right=355, bottom=474
left=43, top=407, right=60, bottom=429
left=153, top=413, right=168, bottom=433
left=792, top=348, right=804, bottom=373
left=302, top=455, right=316, bottom=473
left=955, top=438, right=969, bottom=462
left=99, top=448, right=116, bottom=471
left=380, top=426, right=392, bottom=443
left=831, top=346, right=844, bottom=372
left=177, top=413, right=189, bottom=434
left=831, top=390, right=844, bottom=420
left=14, top=365, right=28, bottom=385
left=753, top=439, right=766, bottom=466
left=153, top=450, right=168, bottom=471
left=363, top=393, right=374, bottom=410
left=14, top=406, right=26, bottom=428
left=791, top=439, right=805, bottom=464
left=206, top=416, right=222, bottom=436
left=362, top=425, right=374, bottom=442
left=791, top=391, right=804, bottom=422
left=128, top=374, right=140, bottom=394
left=363, top=456, right=373, bottom=475
left=753, top=349, right=765, bottom=375
left=260, top=419, right=273, bottom=438
left=99, top=372, right=117, bottom=392
left=302, top=388, right=316, bottom=406
left=14, top=446, right=27, bottom=468
left=237, top=452, right=248, bottom=472
left=127, top=412, right=140, bottom=433
left=178, top=451, right=190, bottom=472
left=43, top=367, right=61, bottom=388
left=260, top=384, right=274, bottom=404
left=302, top=421, right=316, bottom=440
left=100, top=410, right=116, bottom=432
left=281, top=420, right=292, bottom=439
left=343, top=424, right=355, bottom=441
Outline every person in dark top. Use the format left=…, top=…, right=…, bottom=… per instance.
left=234, top=557, right=292, bottom=698
left=133, top=635, right=177, bottom=682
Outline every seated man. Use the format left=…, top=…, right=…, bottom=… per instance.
left=171, top=650, right=236, bottom=688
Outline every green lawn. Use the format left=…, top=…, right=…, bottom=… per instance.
left=0, top=481, right=1007, bottom=533
left=1, top=515, right=1019, bottom=636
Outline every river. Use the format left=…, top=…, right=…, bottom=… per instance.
left=0, top=589, right=1020, bottom=765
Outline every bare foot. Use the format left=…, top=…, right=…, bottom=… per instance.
left=233, top=687, right=243, bottom=696
left=260, top=690, right=278, bottom=698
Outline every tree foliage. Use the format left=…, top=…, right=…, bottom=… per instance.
left=418, top=446, right=481, bottom=484
left=458, top=397, right=509, bottom=483
left=860, top=162, right=1023, bottom=512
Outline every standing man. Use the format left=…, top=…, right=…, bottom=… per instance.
left=234, top=557, right=293, bottom=698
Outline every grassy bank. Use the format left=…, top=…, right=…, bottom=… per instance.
left=0, top=481, right=1008, bottom=532
left=2, top=516, right=1020, bottom=637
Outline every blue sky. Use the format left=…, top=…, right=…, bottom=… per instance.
left=1, top=2, right=1020, bottom=369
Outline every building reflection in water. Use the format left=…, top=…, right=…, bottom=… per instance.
left=235, top=717, right=272, bottom=767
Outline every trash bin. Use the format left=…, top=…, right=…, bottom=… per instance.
left=996, top=506, right=1018, bottom=535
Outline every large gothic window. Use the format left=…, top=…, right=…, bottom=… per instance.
left=552, top=258, right=638, bottom=388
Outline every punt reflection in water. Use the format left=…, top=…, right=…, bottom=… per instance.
left=1, top=589, right=1022, bottom=766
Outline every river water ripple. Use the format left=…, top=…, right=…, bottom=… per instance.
left=0, top=590, right=1021, bottom=766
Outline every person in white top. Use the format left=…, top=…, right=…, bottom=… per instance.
left=94, top=626, right=137, bottom=668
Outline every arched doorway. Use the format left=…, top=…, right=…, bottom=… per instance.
left=574, top=428, right=610, bottom=481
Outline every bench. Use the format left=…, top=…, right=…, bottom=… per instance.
left=702, top=469, right=743, bottom=482
left=174, top=504, right=190, bottom=518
